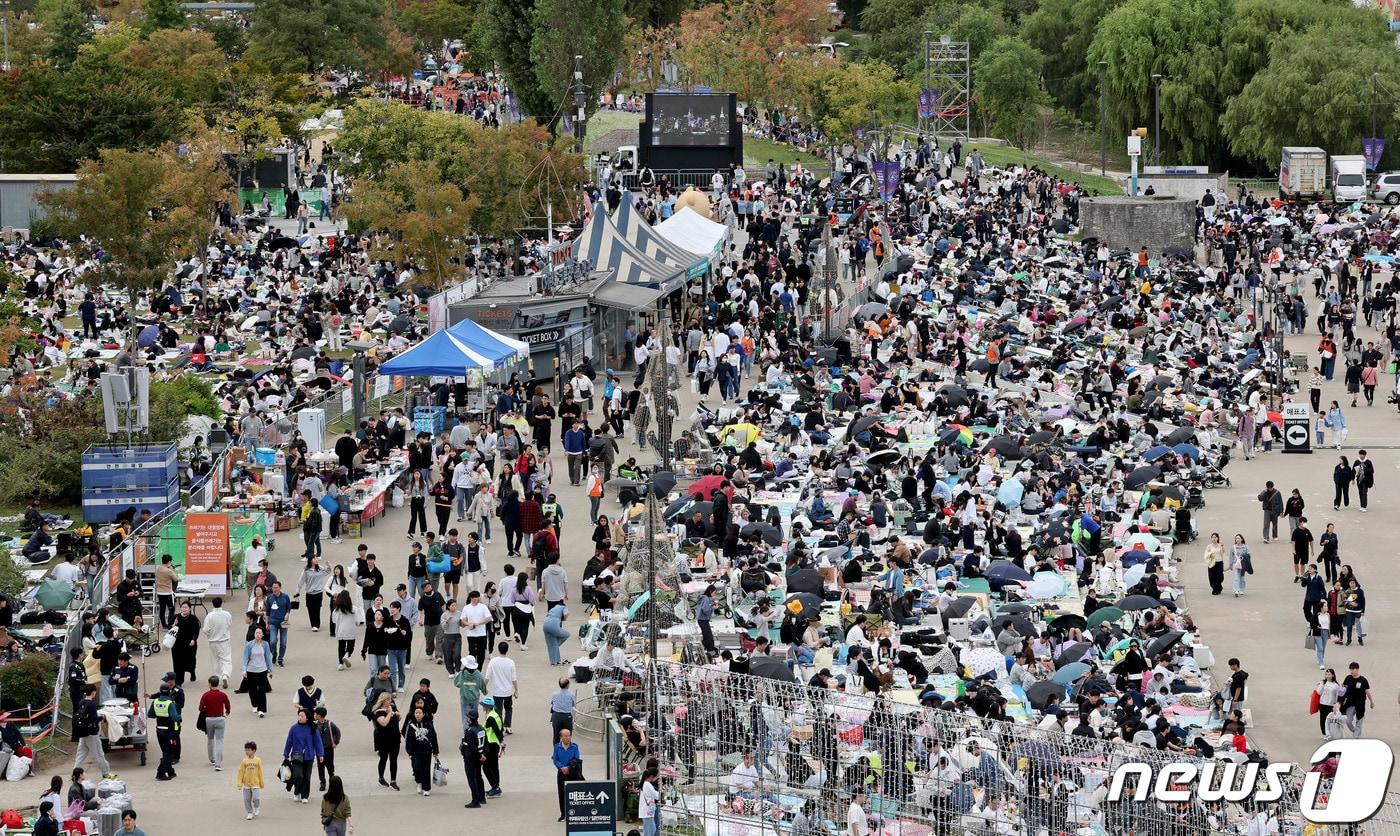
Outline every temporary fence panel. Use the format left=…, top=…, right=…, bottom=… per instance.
left=639, top=661, right=1400, bottom=836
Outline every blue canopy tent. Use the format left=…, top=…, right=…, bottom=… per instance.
left=379, top=320, right=529, bottom=377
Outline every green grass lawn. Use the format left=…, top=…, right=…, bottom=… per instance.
left=973, top=144, right=1123, bottom=195
left=744, top=136, right=832, bottom=176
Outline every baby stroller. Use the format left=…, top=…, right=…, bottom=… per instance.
left=1198, top=449, right=1232, bottom=488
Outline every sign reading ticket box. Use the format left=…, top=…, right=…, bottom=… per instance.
left=565, top=781, right=616, bottom=836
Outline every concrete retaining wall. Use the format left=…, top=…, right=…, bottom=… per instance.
left=1080, top=196, right=1196, bottom=255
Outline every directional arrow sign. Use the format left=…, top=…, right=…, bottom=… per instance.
left=566, top=781, right=617, bottom=836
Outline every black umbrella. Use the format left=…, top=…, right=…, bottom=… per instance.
left=605, top=477, right=642, bottom=489
left=986, top=561, right=1032, bottom=583
left=1116, top=595, right=1159, bottom=611
left=785, top=592, right=824, bottom=620
left=1054, top=642, right=1093, bottom=668
left=970, top=359, right=990, bottom=372
left=852, top=415, right=881, bottom=434
left=1041, top=519, right=1070, bottom=543
left=1051, top=218, right=1071, bottom=234
left=665, top=497, right=694, bottom=519
left=1146, top=630, right=1185, bottom=659
left=1048, top=613, right=1088, bottom=633
left=268, top=236, right=299, bottom=250
left=749, top=655, right=796, bottom=682
left=815, top=348, right=839, bottom=363
left=998, top=602, right=1034, bottom=615
left=992, top=614, right=1036, bottom=635
left=938, top=385, right=969, bottom=407
left=1027, top=430, right=1057, bottom=446
left=985, top=438, right=1023, bottom=459
left=290, top=345, right=318, bottom=362
left=1163, top=244, right=1192, bottom=260
left=788, top=568, right=824, bottom=595
left=1026, top=680, right=1067, bottom=709
left=1123, top=466, right=1162, bottom=490
left=1165, top=426, right=1195, bottom=445
left=866, top=449, right=902, bottom=467
left=742, top=522, right=782, bottom=546
left=1077, top=676, right=1114, bottom=695
left=943, top=597, right=977, bottom=618
left=1158, top=485, right=1185, bottom=502
left=822, top=546, right=850, bottom=564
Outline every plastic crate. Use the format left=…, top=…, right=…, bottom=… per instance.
left=81, top=443, right=179, bottom=490
left=413, top=406, right=446, bottom=436
left=82, top=478, right=180, bottom=523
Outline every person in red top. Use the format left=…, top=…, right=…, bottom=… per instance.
left=197, top=675, right=233, bottom=770
left=519, top=491, right=543, bottom=556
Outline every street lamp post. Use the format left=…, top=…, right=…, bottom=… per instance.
left=1151, top=74, right=1162, bottom=168
left=1098, top=61, right=1107, bottom=177
left=2, top=1, right=13, bottom=74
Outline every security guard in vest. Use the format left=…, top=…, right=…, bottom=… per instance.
left=540, top=495, right=562, bottom=534
left=480, top=695, right=504, bottom=797
left=147, top=683, right=182, bottom=780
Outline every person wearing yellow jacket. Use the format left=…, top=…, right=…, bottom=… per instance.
left=235, top=741, right=265, bottom=820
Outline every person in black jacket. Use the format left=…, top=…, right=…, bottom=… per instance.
left=72, top=684, right=113, bottom=777
left=460, top=710, right=486, bottom=807
left=401, top=705, right=439, bottom=795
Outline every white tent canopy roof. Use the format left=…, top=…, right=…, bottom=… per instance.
left=654, top=207, right=729, bottom=258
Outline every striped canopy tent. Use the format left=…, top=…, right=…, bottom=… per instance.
left=571, top=208, right=688, bottom=293
left=614, top=193, right=711, bottom=277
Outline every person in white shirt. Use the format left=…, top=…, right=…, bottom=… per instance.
left=201, top=596, right=234, bottom=687
left=459, top=590, right=492, bottom=667
left=847, top=789, right=869, bottom=836
left=728, top=750, right=760, bottom=796
left=640, top=769, right=661, bottom=836
left=50, top=553, right=82, bottom=586
left=482, top=641, right=518, bottom=732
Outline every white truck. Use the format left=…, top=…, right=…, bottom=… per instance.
left=1279, top=146, right=1327, bottom=200
left=1330, top=154, right=1367, bottom=202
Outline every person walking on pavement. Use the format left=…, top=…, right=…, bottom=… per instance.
left=197, top=675, right=231, bottom=770
left=1284, top=489, right=1305, bottom=534
left=481, top=696, right=505, bottom=796
left=1341, top=661, right=1373, bottom=736
left=549, top=677, right=576, bottom=743
left=1257, top=482, right=1283, bottom=542
left=148, top=683, right=182, bottom=781
left=201, top=597, right=233, bottom=688
left=1230, top=534, right=1252, bottom=597
left=1290, top=517, right=1313, bottom=584
left=1203, top=533, right=1225, bottom=595
left=301, top=490, right=324, bottom=558
left=1354, top=449, right=1375, bottom=512
left=483, top=641, right=518, bottom=733
left=314, top=706, right=339, bottom=791
left=266, top=581, right=292, bottom=667
left=235, top=741, right=264, bottom=819
left=460, top=709, right=487, bottom=808
left=552, top=727, right=582, bottom=821
left=1332, top=456, right=1353, bottom=510
left=320, top=776, right=352, bottom=836
left=402, top=704, right=439, bottom=796
left=452, top=655, right=486, bottom=729
left=1319, top=523, right=1340, bottom=583
left=1314, top=670, right=1340, bottom=737
left=282, top=707, right=324, bottom=803
left=71, top=684, right=114, bottom=779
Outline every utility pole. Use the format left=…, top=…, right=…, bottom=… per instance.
left=1372, top=72, right=1379, bottom=139
left=2, top=1, right=12, bottom=74
left=1151, top=74, right=1162, bottom=168
left=572, top=55, right=586, bottom=154
left=1098, top=60, right=1107, bottom=177
left=922, top=31, right=933, bottom=138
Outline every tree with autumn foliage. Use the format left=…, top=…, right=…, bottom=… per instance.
left=336, top=100, right=586, bottom=237
left=673, top=0, right=827, bottom=106
left=40, top=140, right=232, bottom=296
left=344, top=161, right=476, bottom=289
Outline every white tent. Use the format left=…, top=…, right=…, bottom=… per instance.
left=654, top=207, right=729, bottom=263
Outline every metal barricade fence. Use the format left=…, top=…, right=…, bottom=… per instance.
left=641, top=660, right=1400, bottom=836
left=40, top=454, right=227, bottom=748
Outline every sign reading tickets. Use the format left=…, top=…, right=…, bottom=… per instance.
left=185, top=512, right=231, bottom=594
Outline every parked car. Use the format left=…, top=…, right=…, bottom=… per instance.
left=1372, top=170, right=1400, bottom=204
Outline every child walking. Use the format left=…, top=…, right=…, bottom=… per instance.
left=235, top=741, right=265, bottom=820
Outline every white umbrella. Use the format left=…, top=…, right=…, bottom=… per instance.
left=964, top=647, right=1005, bottom=678
left=1123, top=563, right=1147, bottom=588
left=1028, top=571, right=1067, bottom=600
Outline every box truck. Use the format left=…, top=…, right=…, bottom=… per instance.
left=1279, top=147, right=1328, bottom=200
left=1330, top=155, right=1368, bottom=202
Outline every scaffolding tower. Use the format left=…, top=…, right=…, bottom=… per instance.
left=923, top=36, right=971, bottom=142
